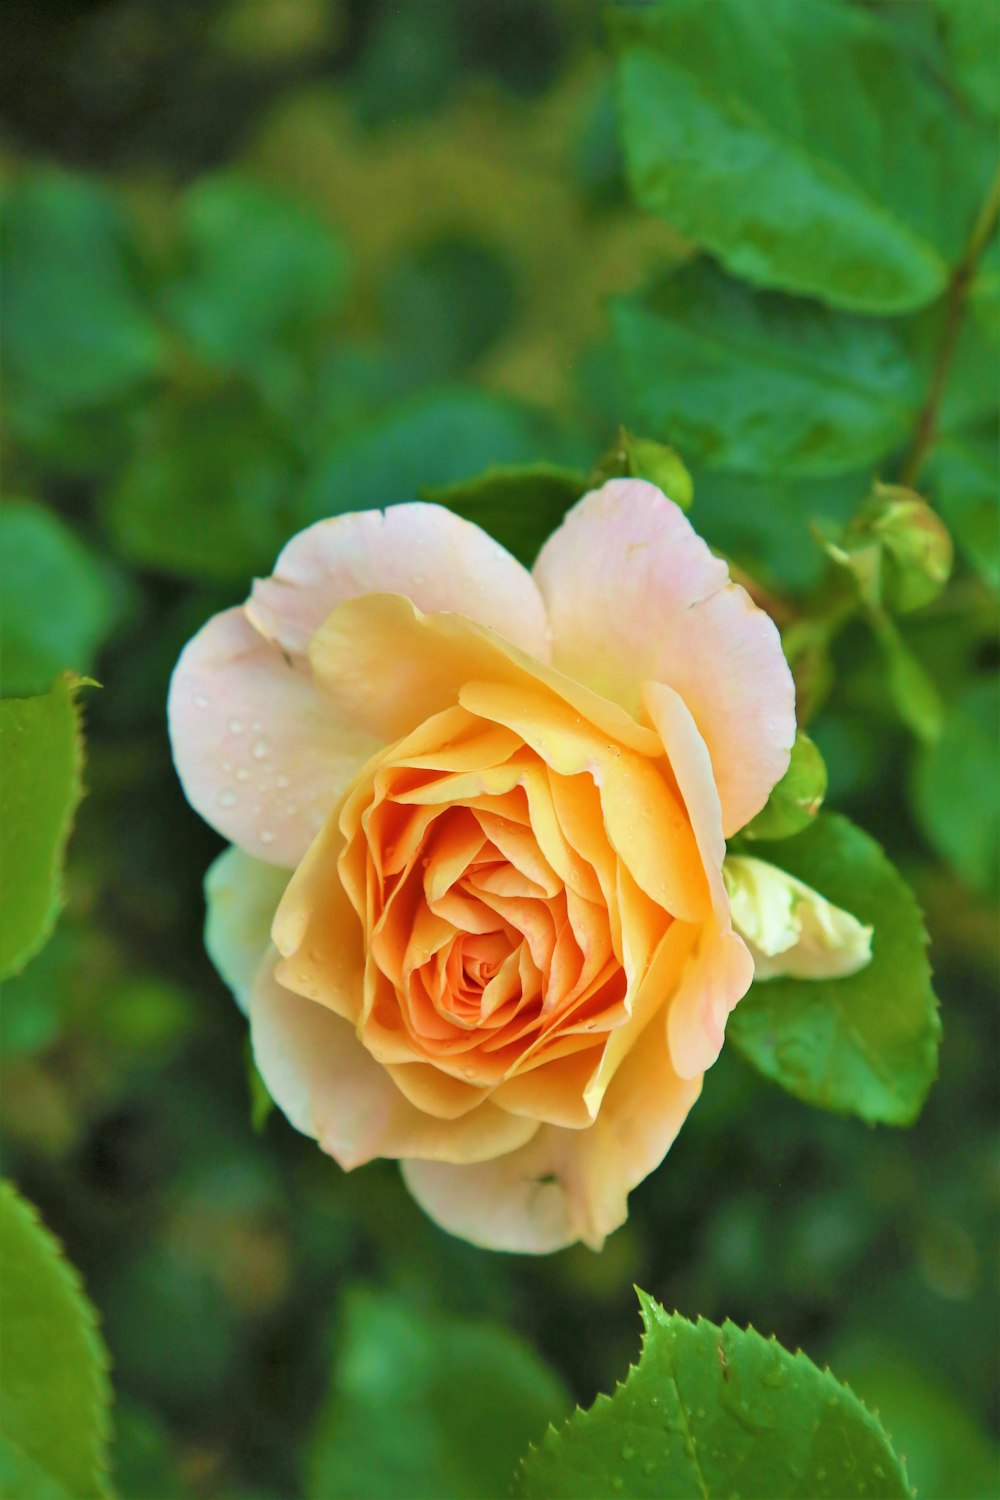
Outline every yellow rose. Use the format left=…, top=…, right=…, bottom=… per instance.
left=170, top=480, right=799, bottom=1251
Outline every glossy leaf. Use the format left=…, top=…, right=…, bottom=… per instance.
left=308, top=1288, right=570, bottom=1500
left=611, top=264, right=921, bottom=476
left=0, top=1181, right=111, bottom=1500
left=727, top=814, right=940, bottom=1125
left=516, top=1292, right=911, bottom=1499
left=830, top=1345, right=999, bottom=1500
left=0, top=501, right=120, bottom=697
left=419, top=462, right=586, bottom=564
left=0, top=677, right=86, bottom=980
left=612, top=0, right=993, bottom=312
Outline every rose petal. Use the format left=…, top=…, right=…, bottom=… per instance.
left=642, top=681, right=754, bottom=1075
left=667, top=923, right=755, bottom=1080
left=533, top=479, right=796, bottom=835
left=247, top=502, right=552, bottom=661
left=458, top=679, right=708, bottom=923
left=204, top=845, right=290, bottom=1014
left=308, top=592, right=662, bottom=754
left=168, top=606, right=379, bottom=867
left=250, top=959, right=539, bottom=1169
left=401, top=1005, right=702, bottom=1252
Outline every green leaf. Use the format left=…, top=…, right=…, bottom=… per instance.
left=872, top=617, right=944, bottom=744
left=612, top=0, right=993, bottom=313
left=936, top=0, right=1000, bottom=118
left=925, top=425, right=999, bottom=592
left=912, top=677, right=999, bottom=897
left=0, top=1181, right=112, bottom=1500
left=419, top=463, right=586, bottom=565
left=696, top=467, right=871, bottom=590
left=830, top=1345, right=999, bottom=1500
left=743, top=731, right=827, bottom=841
left=727, top=813, right=940, bottom=1125
left=515, top=1292, right=911, bottom=1499
left=308, top=1288, right=570, bottom=1500
left=107, top=386, right=296, bottom=582
left=163, top=174, right=348, bottom=372
left=0, top=171, right=163, bottom=411
left=611, top=264, right=921, bottom=477
left=0, top=677, right=86, bottom=980
left=0, top=501, right=121, bottom=698
left=969, top=235, right=1000, bottom=344
left=298, top=388, right=544, bottom=528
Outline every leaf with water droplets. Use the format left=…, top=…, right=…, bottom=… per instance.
left=514, top=1293, right=912, bottom=1499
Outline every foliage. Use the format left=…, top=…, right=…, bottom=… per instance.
left=0, top=1, right=996, bottom=1497
left=0, top=677, right=88, bottom=979
left=516, top=1292, right=911, bottom=1499
left=0, top=1181, right=112, bottom=1499
left=728, top=815, right=940, bottom=1125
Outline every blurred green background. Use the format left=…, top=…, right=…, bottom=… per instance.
left=1, top=2, right=997, bottom=1497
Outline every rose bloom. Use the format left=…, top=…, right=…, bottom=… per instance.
left=169, top=480, right=797, bottom=1253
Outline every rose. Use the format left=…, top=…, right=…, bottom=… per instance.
left=170, top=479, right=798, bottom=1253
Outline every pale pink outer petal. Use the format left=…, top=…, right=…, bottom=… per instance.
left=204, top=845, right=290, bottom=1014
left=533, top=479, right=796, bottom=835
left=643, top=681, right=755, bottom=1076
left=250, top=959, right=540, bottom=1170
left=246, top=502, right=552, bottom=661
left=401, top=1006, right=702, bottom=1254
left=168, top=607, right=379, bottom=867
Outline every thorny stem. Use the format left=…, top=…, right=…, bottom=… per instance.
left=899, top=161, right=1000, bottom=489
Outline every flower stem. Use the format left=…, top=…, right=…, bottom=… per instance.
left=898, top=161, right=1000, bottom=489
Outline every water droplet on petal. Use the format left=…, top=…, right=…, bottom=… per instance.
left=219, top=790, right=238, bottom=808
left=252, top=739, right=269, bottom=760
left=229, top=718, right=244, bottom=734
left=276, top=774, right=290, bottom=789
left=260, top=829, right=276, bottom=845
left=236, top=768, right=250, bottom=783
left=195, top=695, right=209, bottom=709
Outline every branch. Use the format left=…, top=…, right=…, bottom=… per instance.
left=898, top=162, right=1000, bottom=489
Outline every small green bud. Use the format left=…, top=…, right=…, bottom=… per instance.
left=820, top=484, right=953, bottom=614
left=865, top=484, right=953, bottom=614
left=743, top=730, right=827, bottom=840
left=592, top=428, right=693, bottom=510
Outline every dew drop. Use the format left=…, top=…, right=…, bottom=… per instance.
left=276, top=774, right=290, bottom=789
left=229, top=718, right=244, bottom=735
left=221, top=760, right=233, bottom=774
left=236, top=768, right=250, bottom=783
left=252, top=739, right=269, bottom=760
left=621, top=1444, right=635, bottom=1461
left=260, top=829, right=276, bottom=845
left=610, top=1481, right=623, bottom=1493
left=195, top=694, right=209, bottom=709
left=252, top=721, right=262, bottom=732
left=219, top=790, right=238, bottom=808
left=286, top=802, right=298, bottom=815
